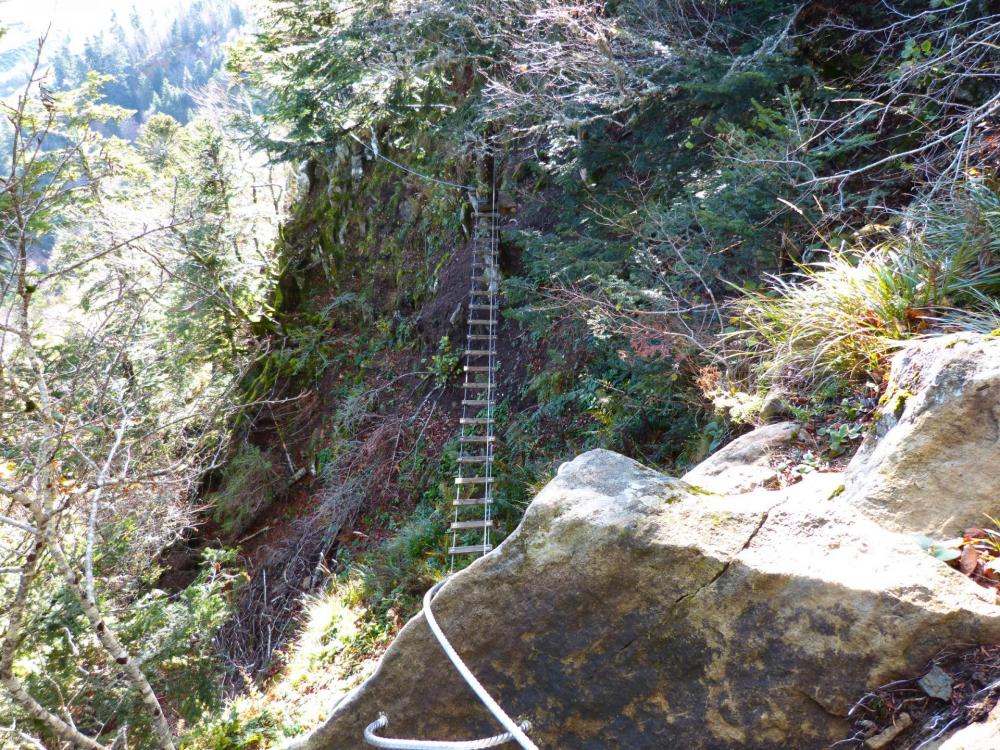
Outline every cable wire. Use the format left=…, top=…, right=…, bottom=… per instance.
left=349, top=132, right=476, bottom=192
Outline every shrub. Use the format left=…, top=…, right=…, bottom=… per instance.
left=209, top=444, right=281, bottom=538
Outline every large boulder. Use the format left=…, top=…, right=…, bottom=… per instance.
left=843, top=334, right=1000, bottom=536
left=291, top=445, right=1000, bottom=749
left=682, top=421, right=802, bottom=494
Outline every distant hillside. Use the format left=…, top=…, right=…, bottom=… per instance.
left=48, top=0, right=248, bottom=136
left=0, top=25, right=43, bottom=98
left=0, top=0, right=188, bottom=99
left=0, top=1, right=249, bottom=135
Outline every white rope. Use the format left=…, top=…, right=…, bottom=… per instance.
left=364, top=579, right=539, bottom=750
left=364, top=715, right=531, bottom=749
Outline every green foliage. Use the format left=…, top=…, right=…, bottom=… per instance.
left=917, top=535, right=965, bottom=562
left=182, top=704, right=282, bottom=750
left=793, top=450, right=822, bottom=476
left=209, top=444, right=280, bottom=537
left=0, top=61, right=284, bottom=748
left=15, top=550, right=239, bottom=743
left=427, top=336, right=461, bottom=386
left=338, top=502, right=447, bottom=657
left=818, top=422, right=864, bottom=457
left=735, top=183, right=1000, bottom=390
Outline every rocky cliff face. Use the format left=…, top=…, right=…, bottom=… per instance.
left=287, top=335, right=1000, bottom=749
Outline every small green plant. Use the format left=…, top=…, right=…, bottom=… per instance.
left=314, top=446, right=335, bottom=474
left=917, top=518, right=1000, bottom=579
left=901, top=37, right=935, bottom=62
left=818, top=422, right=864, bottom=457
left=793, top=450, right=822, bottom=475
left=427, top=336, right=461, bottom=386
left=839, top=397, right=860, bottom=421
left=916, top=535, right=964, bottom=562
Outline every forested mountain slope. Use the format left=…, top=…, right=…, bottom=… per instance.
left=1, top=1, right=248, bottom=132
left=50, top=0, right=248, bottom=131
left=4, top=0, right=1000, bottom=748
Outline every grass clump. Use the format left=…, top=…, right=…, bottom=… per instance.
left=735, top=184, right=1000, bottom=391
left=181, top=704, right=283, bottom=750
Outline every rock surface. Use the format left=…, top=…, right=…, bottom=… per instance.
left=286, top=334, right=1000, bottom=750
left=292, top=468, right=1000, bottom=747
left=844, top=334, right=1000, bottom=536
left=682, top=421, right=801, bottom=494
left=933, top=703, right=1000, bottom=749
left=759, top=386, right=794, bottom=423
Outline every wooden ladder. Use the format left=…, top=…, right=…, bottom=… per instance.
left=449, top=197, right=500, bottom=564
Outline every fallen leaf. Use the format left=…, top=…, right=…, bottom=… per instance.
left=961, top=545, right=980, bottom=575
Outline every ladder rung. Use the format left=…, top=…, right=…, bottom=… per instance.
left=460, top=435, right=496, bottom=443
left=460, top=417, right=495, bottom=424
left=450, top=519, right=495, bottom=530
left=465, top=349, right=492, bottom=356
left=472, top=276, right=497, bottom=283
left=470, top=290, right=492, bottom=296
left=458, top=456, right=490, bottom=463
left=463, top=381, right=494, bottom=389
left=468, top=304, right=495, bottom=310
left=462, top=400, right=493, bottom=407
left=467, top=319, right=497, bottom=325
left=449, top=544, right=494, bottom=555
left=455, top=476, right=493, bottom=485
left=453, top=496, right=493, bottom=506
left=467, top=334, right=496, bottom=339
left=464, top=365, right=498, bottom=372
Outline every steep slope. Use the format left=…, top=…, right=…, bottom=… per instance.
left=182, top=0, right=1000, bottom=742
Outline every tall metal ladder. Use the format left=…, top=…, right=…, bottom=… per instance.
left=365, top=159, right=540, bottom=750
left=449, top=191, right=500, bottom=567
